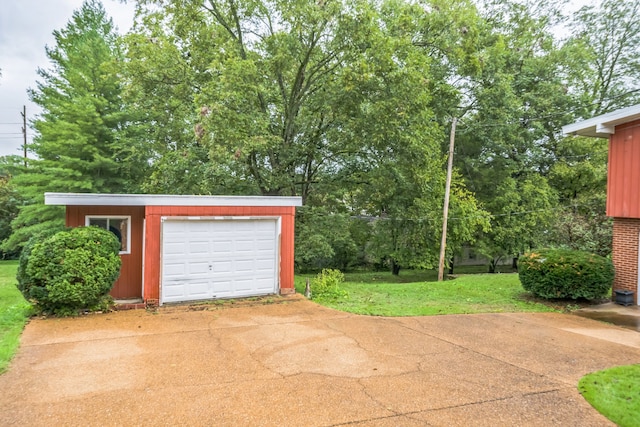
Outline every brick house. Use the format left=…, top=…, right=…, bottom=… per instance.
left=563, top=104, right=640, bottom=305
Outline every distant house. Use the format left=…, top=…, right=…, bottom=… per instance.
left=563, top=104, right=640, bottom=305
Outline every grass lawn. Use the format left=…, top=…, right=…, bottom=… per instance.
left=295, top=270, right=555, bottom=316
left=0, top=260, right=31, bottom=374
left=579, top=364, right=640, bottom=427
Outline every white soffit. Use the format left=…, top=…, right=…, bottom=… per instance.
left=562, top=104, right=640, bottom=138
left=45, top=192, right=303, bottom=207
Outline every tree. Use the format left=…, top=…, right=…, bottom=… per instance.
left=537, top=0, right=640, bottom=257
left=128, top=0, right=357, bottom=200
left=547, top=136, right=611, bottom=256
left=2, top=0, right=138, bottom=253
left=122, top=9, right=225, bottom=195
left=450, top=0, right=573, bottom=269
left=0, top=160, right=22, bottom=259
left=127, top=0, right=489, bottom=274
left=294, top=206, right=358, bottom=271
left=477, top=175, right=557, bottom=272
left=567, top=0, right=640, bottom=117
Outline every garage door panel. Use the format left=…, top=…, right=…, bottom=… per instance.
left=164, top=242, right=186, bottom=255
left=235, top=259, right=258, bottom=272
left=161, top=219, right=278, bottom=303
left=212, top=281, right=233, bottom=296
left=183, top=281, right=209, bottom=297
left=189, top=221, right=212, bottom=233
left=255, top=240, right=276, bottom=251
left=186, top=261, right=211, bottom=275
left=187, top=241, right=210, bottom=254
left=164, top=221, right=187, bottom=233
left=256, top=248, right=275, bottom=256
left=163, top=263, right=185, bottom=276
left=231, top=222, right=254, bottom=232
left=213, top=261, right=233, bottom=273
left=255, top=259, right=274, bottom=271
left=234, top=240, right=255, bottom=251
left=212, top=243, right=233, bottom=252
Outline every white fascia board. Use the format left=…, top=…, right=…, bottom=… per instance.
left=45, top=193, right=303, bottom=207
left=562, top=104, right=640, bottom=138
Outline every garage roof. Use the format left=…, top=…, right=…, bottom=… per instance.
left=562, top=104, right=640, bottom=138
left=45, top=192, right=303, bottom=207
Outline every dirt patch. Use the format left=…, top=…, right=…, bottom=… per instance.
left=158, top=293, right=307, bottom=313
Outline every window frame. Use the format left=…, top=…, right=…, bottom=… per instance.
left=85, top=215, right=132, bottom=255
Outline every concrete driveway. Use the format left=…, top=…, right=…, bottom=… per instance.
left=1, top=296, right=640, bottom=426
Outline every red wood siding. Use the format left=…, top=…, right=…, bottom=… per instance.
left=607, top=119, right=640, bottom=218
left=66, top=206, right=145, bottom=299
left=142, top=205, right=297, bottom=303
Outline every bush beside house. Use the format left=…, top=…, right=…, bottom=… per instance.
left=518, top=249, right=614, bottom=300
left=17, top=227, right=121, bottom=315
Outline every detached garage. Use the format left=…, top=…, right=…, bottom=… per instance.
left=44, top=193, right=302, bottom=306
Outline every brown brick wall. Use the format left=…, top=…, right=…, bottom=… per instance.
left=612, top=217, right=640, bottom=303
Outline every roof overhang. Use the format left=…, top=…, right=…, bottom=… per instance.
left=45, top=193, right=303, bottom=207
left=562, top=104, right=640, bottom=138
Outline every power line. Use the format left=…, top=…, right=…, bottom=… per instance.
left=351, top=201, right=602, bottom=224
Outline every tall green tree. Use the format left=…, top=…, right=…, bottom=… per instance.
left=122, top=7, right=224, bottom=195
left=547, top=136, right=611, bottom=256
left=0, top=158, right=23, bottom=258
left=567, top=0, right=640, bottom=116
left=3, top=0, right=138, bottom=252
left=450, top=0, right=572, bottom=268
left=540, top=0, right=640, bottom=257
left=127, top=0, right=489, bottom=273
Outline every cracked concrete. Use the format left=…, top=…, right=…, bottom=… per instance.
left=1, top=295, right=639, bottom=426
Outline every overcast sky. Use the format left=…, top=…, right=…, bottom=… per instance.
left=0, top=0, right=135, bottom=157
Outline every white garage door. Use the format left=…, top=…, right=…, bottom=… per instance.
left=161, top=219, right=278, bottom=303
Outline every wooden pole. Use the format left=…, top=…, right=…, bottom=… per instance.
left=20, top=105, right=27, bottom=167
left=438, top=117, right=457, bottom=281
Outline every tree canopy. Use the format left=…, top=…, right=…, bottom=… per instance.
left=2, top=0, right=141, bottom=253
left=3, top=0, right=638, bottom=272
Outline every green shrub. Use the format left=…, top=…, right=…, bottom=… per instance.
left=311, top=269, right=348, bottom=300
left=19, top=227, right=121, bottom=315
left=518, top=249, right=614, bottom=300
left=16, top=227, right=65, bottom=295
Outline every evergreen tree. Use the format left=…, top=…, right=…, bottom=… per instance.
left=2, top=0, right=135, bottom=252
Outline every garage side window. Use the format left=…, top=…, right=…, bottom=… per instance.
left=85, top=216, right=131, bottom=254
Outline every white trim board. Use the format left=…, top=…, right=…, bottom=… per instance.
left=45, top=192, right=302, bottom=207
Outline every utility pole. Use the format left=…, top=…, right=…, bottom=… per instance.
left=438, top=117, right=457, bottom=282
left=21, top=105, right=27, bottom=167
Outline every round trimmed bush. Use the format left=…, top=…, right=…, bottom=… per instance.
left=518, top=249, right=614, bottom=300
left=19, top=226, right=122, bottom=315
left=16, top=227, right=66, bottom=296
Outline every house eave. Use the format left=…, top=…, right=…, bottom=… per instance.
left=562, top=104, right=640, bottom=138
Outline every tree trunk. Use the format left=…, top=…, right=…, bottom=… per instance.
left=391, top=259, right=401, bottom=276
left=488, top=258, right=497, bottom=274
left=512, top=256, right=518, bottom=271
left=448, top=255, right=454, bottom=275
